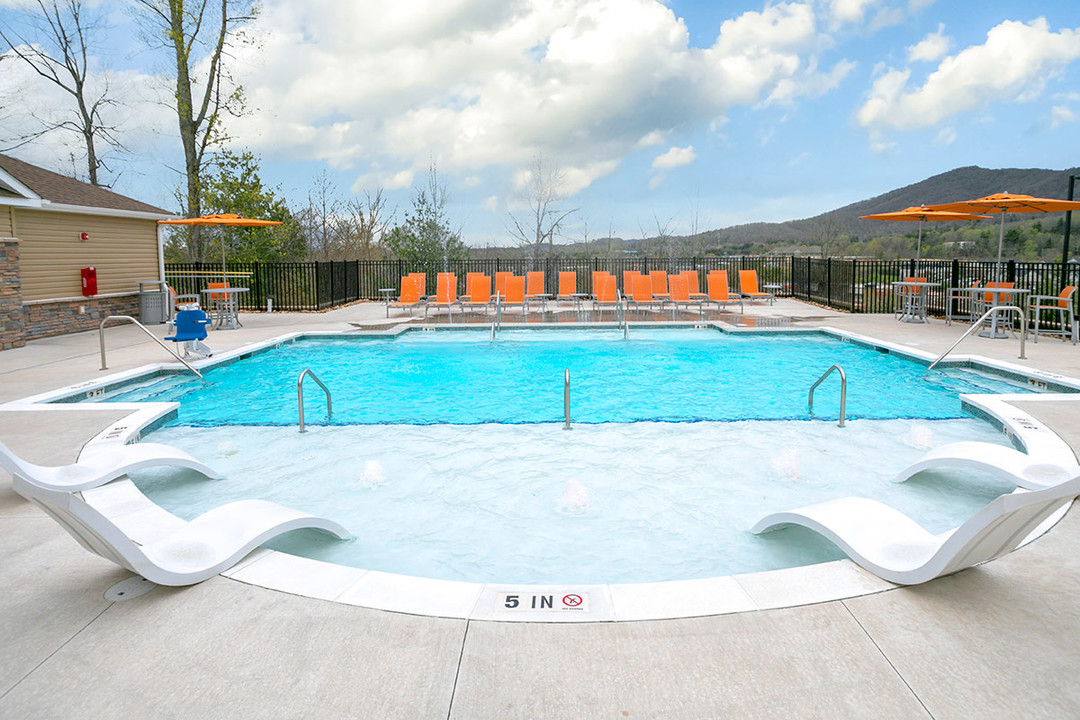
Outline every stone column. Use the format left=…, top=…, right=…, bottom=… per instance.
left=0, top=239, right=25, bottom=350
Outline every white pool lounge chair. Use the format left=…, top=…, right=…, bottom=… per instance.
left=0, top=439, right=221, bottom=492
left=12, top=475, right=349, bottom=586
left=751, top=473, right=1080, bottom=585
left=895, top=441, right=1080, bottom=490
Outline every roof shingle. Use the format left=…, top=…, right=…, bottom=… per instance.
left=0, top=153, right=170, bottom=215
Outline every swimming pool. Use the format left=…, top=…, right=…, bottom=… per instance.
left=87, top=328, right=1048, bottom=584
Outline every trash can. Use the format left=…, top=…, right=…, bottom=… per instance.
left=138, top=281, right=169, bottom=324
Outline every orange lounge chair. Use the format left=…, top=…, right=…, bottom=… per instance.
left=667, top=274, right=702, bottom=314
left=738, top=270, right=772, bottom=304
left=494, top=271, right=512, bottom=300
left=526, top=271, right=548, bottom=312
left=628, top=273, right=663, bottom=311
left=497, top=275, right=527, bottom=318
left=623, top=270, right=641, bottom=297
left=707, top=270, right=743, bottom=312
left=557, top=271, right=577, bottom=300
left=389, top=274, right=425, bottom=316
left=592, top=273, right=620, bottom=316
left=649, top=271, right=669, bottom=299
left=205, top=281, right=230, bottom=324
left=424, top=272, right=461, bottom=318
left=462, top=274, right=493, bottom=314
left=591, top=271, right=613, bottom=300
left=463, top=272, right=484, bottom=301
left=682, top=270, right=706, bottom=300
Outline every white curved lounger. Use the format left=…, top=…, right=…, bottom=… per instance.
left=12, top=475, right=349, bottom=586
left=895, top=441, right=1079, bottom=490
left=751, top=474, right=1080, bottom=585
left=0, top=439, right=221, bottom=492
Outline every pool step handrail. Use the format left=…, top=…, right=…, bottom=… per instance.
left=616, top=294, right=629, bottom=340
left=563, top=368, right=572, bottom=430
left=808, top=364, right=846, bottom=428
left=298, top=368, right=332, bottom=433
left=928, top=305, right=1027, bottom=370
left=99, top=315, right=203, bottom=379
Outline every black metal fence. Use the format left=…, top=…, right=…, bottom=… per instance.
left=165, top=257, right=1080, bottom=316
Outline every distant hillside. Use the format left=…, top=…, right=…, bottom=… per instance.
left=692, top=165, right=1080, bottom=248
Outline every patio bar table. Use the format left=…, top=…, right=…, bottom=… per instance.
left=202, top=287, right=249, bottom=330
left=891, top=281, right=938, bottom=323
left=975, top=287, right=1030, bottom=339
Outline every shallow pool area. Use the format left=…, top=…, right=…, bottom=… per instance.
left=128, top=417, right=1017, bottom=584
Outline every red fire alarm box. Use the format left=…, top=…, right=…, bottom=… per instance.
left=80, top=266, right=97, bottom=296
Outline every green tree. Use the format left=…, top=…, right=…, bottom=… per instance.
left=164, top=149, right=303, bottom=262
left=385, top=164, right=466, bottom=267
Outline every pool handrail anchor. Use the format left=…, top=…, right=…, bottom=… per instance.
left=808, top=364, right=847, bottom=428
left=98, top=315, right=203, bottom=379
left=298, top=368, right=332, bottom=433
left=563, top=368, right=572, bottom=430
left=928, top=305, right=1027, bottom=370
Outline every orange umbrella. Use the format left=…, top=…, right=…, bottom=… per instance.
left=927, top=193, right=1080, bottom=281
left=159, top=213, right=284, bottom=284
left=860, top=206, right=990, bottom=271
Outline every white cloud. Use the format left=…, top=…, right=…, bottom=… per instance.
left=651, top=145, right=695, bottom=170
left=857, top=18, right=1080, bottom=133
left=827, top=0, right=878, bottom=27
left=1051, top=105, right=1077, bottom=127
left=483, top=195, right=499, bottom=211
left=934, top=126, right=956, bottom=146
left=227, top=0, right=851, bottom=197
left=907, top=23, right=949, bottom=63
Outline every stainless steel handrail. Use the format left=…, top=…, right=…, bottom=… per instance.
left=808, top=365, right=846, bottom=428
left=616, top=293, right=629, bottom=340
left=99, top=315, right=203, bottom=379
left=298, top=368, right=332, bottom=433
left=563, top=368, right=572, bottom=430
left=495, top=294, right=502, bottom=330
left=928, top=305, right=1027, bottom=370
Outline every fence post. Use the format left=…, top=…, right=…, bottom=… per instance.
left=1007, top=259, right=1016, bottom=283
left=850, top=259, right=857, bottom=313
left=827, top=258, right=832, bottom=307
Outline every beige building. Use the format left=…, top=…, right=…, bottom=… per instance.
left=0, top=154, right=172, bottom=349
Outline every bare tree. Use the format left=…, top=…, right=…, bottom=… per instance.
left=0, top=0, right=123, bottom=185
left=336, top=190, right=390, bottom=260
left=298, top=169, right=339, bottom=260
left=506, top=154, right=577, bottom=261
left=814, top=215, right=842, bottom=258
left=135, top=0, right=253, bottom=259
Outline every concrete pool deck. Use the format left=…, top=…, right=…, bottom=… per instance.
left=2, top=299, right=1080, bottom=718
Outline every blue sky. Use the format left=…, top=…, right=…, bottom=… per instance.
left=2, top=0, right=1079, bottom=246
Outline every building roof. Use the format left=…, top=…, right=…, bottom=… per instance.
left=0, top=153, right=170, bottom=216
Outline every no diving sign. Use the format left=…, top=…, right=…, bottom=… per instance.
left=497, top=591, right=590, bottom=613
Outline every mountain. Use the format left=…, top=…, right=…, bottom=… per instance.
left=693, top=165, right=1080, bottom=248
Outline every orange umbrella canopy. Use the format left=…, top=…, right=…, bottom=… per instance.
left=860, top=206, right=990, bottom=268
left=159, top=214, right=284, bottom=284
left=926, top=193, right=1080, bottom=280
left=928, top=192, right=1080, bottom=215
left=860, top=206, right=990, bottom=222
left=158, top=213, right=282, bottom=227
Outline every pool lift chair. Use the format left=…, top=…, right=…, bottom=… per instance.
left=752, top=470, right=1080, bottom=585
left=165, top=308, right=213, bottom=359
left=0, top=438, right=221, bottom=492
left=12, top=472, right=350, bottom=586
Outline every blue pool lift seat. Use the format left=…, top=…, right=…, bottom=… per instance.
left=165, top=309, right=213, bottom=359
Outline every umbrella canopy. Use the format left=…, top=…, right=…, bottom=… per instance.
left=159, top=214, right=284, bottom=284
left=927, top=193, right=1080, bottom=281
left=860, top=206, right=990, bottom=271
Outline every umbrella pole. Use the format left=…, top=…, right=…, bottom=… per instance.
left=222, top=230, right=227, bottom=286
left=916, top=221, right=923, bottom=276
left=996, top=213, right=1005, bottom=283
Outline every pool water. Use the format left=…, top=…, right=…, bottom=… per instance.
left=98, top=328, right=1046, bottom=584
left=131, top=418, right=1017, bottom=584
left=98, top=329, right=1035, bottom=426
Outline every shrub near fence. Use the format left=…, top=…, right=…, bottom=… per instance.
left=165, top=257, right=1080, bottom=317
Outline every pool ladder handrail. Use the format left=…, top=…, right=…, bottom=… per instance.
left=298, top=368, right=332, bottom=433
left=99, top=315, right=203, bottom=379
left=808, top=364, right=846, bottom=428
left=616, top=293, right=629, bottom=340
left=928, top=305, right=1027, bottom=370
left=563, top=368, right=572, bottom=430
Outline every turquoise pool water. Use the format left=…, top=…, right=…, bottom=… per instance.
left=96, top=328, right=1048, bottom=584
left=94, top=328, right=1034, bottom=426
